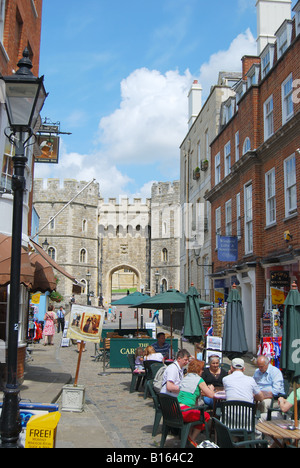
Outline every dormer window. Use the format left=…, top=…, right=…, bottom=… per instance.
left=293, top=2, right=300, bottom=37
left=276, top=20, right=293, bottom=59
left=235, top=81, right=247, bottom=104
left=247, top=64, right=260, bottom=88
left=222, top=97, right=236, bottom=125
left=260, top=44, right=275, bottom=79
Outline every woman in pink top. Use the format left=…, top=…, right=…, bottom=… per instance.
left=43, top=305, right=57, bottom=346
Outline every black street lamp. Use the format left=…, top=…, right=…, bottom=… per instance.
left=0, top=49, right=47, bottom=448
left=86, top=270, right=91, bottom=305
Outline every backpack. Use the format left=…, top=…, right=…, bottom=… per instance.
left=153, top=365, right=167, bottom=393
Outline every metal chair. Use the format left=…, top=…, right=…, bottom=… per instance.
left=213, top=418, right=269, bottom=448
left=219, top=400, right=257, bottom=440
left=92, top=338, right=110, bottom=367
left=158, top=394, right=209, bottom=448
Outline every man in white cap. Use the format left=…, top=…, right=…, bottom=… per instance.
left=222, top=358, right=265, bottom=403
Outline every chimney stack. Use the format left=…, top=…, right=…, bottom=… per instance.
left=188, top=80, right=202, bottom=129
left=256, top=0, right=292, bottom=55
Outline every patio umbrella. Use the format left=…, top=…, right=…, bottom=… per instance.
left=183, top=285, right=211, bottom=354
left=132, top=289, right=187, bottom=356
left=222, top=284, right=248, bottom=358
left=280, top=281, right=300, bottom=428
left=111, top=291, right=149, bottom=332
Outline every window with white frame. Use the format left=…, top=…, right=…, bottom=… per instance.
left=215, top=207, right=221, bottom=250
left=242, top=137, right=251, bottom=155
left=284, top=154, right=297, bottom=216
left=276, top=20, right=292, bottom=59
left=261, top=44, right=275, bottom=79
left=215, top=152, right=221, bottom=185
left=1, top=138, right=15, bottom=191
left=236, top=193, right=241, bottom=239
left=282, top=73, right=293, bottom=124
left=224, top=141, right=231, bottom=177
left=265, top=168, right=276, bottom=225
left=235, top=131, right=239, bottom=162
left=264, top=95, right=274, bottom=140
left=244, top=183, right=253, bottom=254
left=225, top=199, right=232, bottom=236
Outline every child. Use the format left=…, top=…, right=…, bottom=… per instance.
left=134, top=347, right=144, bottom=371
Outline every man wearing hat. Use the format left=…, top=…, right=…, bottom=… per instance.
left=222, top=358, right=265, bottom=403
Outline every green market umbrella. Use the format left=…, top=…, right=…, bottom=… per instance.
left=222, top=284, right=248, bottom=358
left=280, top=281, right=300, bottom=428
left=183, top=284, right=210, bottom=346
left=132, top=289, right=187, bottom=356
left=111, top=291, right=149, bottom=332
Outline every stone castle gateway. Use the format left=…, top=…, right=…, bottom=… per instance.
left=33, top=179, right=180, bottom=307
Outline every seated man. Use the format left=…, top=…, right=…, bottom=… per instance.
left=152, top=332, right=171, bottom=358
left=253, top=356, right=285, bottom=416
left=223, top=358, right=264, bottom=403
left=160, top=349, right=190, bottom=396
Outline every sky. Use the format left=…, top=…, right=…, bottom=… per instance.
left=35, top=0, right=260, bottom=200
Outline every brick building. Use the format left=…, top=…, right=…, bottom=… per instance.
left=0, top=0, right=43, bottom=381
left=206, top=0, right=300, bottom=353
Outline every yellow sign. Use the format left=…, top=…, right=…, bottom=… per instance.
left=271, top=287, right=285, bottom=305
left=31, top=293, right=41, bottom=304
left=25, top=412, right=61, bottom=449
left=214, top=290, right=224, bottom=304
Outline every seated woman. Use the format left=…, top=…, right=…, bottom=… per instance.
left=178, top=359, right=215, bottom=447
left=202, top=355, right=228, bottom=408
left=143, top=345, right=164, bottom=362
left=278, top=387, right=300, bottom=414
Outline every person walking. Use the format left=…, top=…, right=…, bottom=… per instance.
left=57, top=306, right=66, bottom=334
left=152, top=309, right=160, bottom=325
left=43, top=305, right=57, bottom=346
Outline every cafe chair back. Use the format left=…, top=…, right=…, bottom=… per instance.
left=220, top=400, right=256, bottom=440
left=158, top=394, right=208, bottom=448
left=213, top=418, right=269, bottom=448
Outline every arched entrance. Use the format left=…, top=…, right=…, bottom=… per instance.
left=106, top=264, right=141, bottom=305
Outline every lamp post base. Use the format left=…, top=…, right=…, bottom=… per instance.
left=0, top=386, right=22, bottom=448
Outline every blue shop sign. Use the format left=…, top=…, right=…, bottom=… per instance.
left=218, top=236, right=238, bottom=262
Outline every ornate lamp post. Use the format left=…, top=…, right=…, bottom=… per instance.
left=0, top=49, right=47, bottom=448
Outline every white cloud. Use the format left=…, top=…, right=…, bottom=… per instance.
left=35, top=29, right=256, bottom=200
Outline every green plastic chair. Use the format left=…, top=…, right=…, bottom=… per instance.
left=148, top=379, right=162, bottom=436
left=213, top=418, right=269, bottom=448
left=220, top=400, right=257, bottom=440
left=127, top=354, right=144, bottom=393
left=143, top=361, right=164, bottom=399
left=158, top=394, right=209, bottom=448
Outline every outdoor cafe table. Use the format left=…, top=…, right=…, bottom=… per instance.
left=256, top=419, right=300, bottom=448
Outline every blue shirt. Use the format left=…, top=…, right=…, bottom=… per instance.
left=153, top=340, right=170, bottom=358
left=253, top=364, right=284, bottom=396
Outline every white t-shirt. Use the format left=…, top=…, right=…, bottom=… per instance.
left=144, top=353, right=164, bottom=362
left=160, top=361, right=183, bottom=396
left=223, top=370, right=261, bottom=403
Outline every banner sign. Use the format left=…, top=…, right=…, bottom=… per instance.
left=270, top=271, right=290, bottom=287
left=67, top=304, right=105, bottom=343
left=218, top=236, right=238, bottom=262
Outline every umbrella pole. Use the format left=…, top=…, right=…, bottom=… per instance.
left=137, top=308, right=139, bottom=336
left=294, top=381, right=298, bottom=428
left=170, top=308, right=173, bottom=358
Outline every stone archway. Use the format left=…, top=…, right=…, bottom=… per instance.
left=105, top=264, right=141, bottom=305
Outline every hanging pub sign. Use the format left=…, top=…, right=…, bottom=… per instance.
left=270, top=271, right=290, bottom=287
left=35, top=134, right=60, bottom=164
left=217, top=236, right=238, bottom=262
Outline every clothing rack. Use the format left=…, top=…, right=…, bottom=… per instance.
left=257, top=337, right=282, bottom=369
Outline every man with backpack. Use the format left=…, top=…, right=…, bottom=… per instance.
left=159, top=349, right=190, bottom=396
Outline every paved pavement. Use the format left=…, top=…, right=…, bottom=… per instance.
left=1, top=307, right=257, bottom=449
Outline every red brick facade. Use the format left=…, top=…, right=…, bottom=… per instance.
left=0, top=0, right=42, bottom=76
left=207, top=15, right=300, bottom=351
